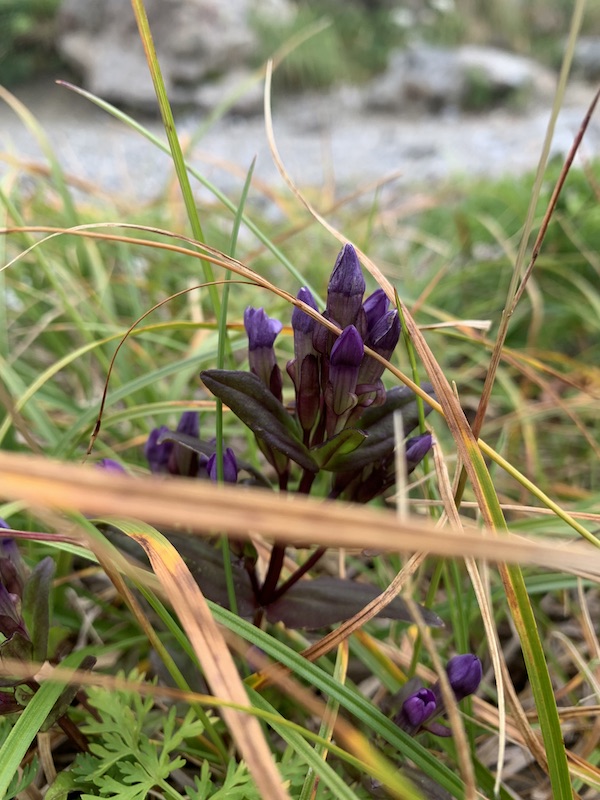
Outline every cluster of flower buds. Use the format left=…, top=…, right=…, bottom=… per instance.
left=201, top=243, right=435, bottom=499
left=394, top=654, right=483, bottom=736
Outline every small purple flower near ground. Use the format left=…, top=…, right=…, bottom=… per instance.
left=401, top=687, right=437, bottom=728
left=445, top=653, right=483, bottom=702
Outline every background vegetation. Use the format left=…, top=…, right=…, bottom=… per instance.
left=0, top=1, right=599, bottom=798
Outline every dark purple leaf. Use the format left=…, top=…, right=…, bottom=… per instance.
left=23, top=557, right=54, bottom=662
left=0, top=691, right=22, bottom=715
left=166, top=534, right=257, bottom=618
left=201, top=370, right=318, bottom=473
left=328, top=383, right=436, bottom=473
left=265, top=576, right=443, bottom=629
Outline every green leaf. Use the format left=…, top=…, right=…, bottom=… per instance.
left=265, top=576, right=444, bottom=629
left=310, top=428, right=367, bottom=470
left=212, top=603, right=466, bottom=798
left=201, top=369, right=318, bottom=472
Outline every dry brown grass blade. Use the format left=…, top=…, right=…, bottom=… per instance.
left=431, top=438, right=507, bottom=791
left=126, top=525, right=291, bottom=800
left=1, top=452, right=599, bottom=576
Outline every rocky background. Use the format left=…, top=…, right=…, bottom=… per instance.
left=1, top=0, right=600, bottom=199
left=52, top=0, right=600, bottom=115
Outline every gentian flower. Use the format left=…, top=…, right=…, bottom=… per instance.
left=326, top=244, right=366, bottom=330
left=169, top=410, right=201, bottom=476
left=0, top=524, right=27, bottom=599
left=405, top=432, right=433, bottom=473
left=145, top=425, right=174, bottom=474
left=287, top=288, right=321, bottom=434
left=363, top=288, right=389, bottom=332
left=207, top=448, right=239, bottom=484
left=353, top=309, right=401, bottom=413
left=0, top=583, right=28, bottom=640
left=395, top=687, right=437, bottom=733
left=394, top=654, right=482, bottom=737
left=202, top=243, right=437, bottom=501
left=444, top=654, right=483, bottom=702
left=244, top=307, right=283, bottom=401
left=325, top=325, right=364, bottom=435
left=144, top=411, right=202, bottom=477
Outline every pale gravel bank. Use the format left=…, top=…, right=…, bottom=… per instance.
left=1, top=76, right=598, bottom=206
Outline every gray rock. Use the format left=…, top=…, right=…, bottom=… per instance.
left=367, top=45, right=463, bottom=114
left=456, top=45, right=555, bottom=108
left=573, top=36, right=600, bottom=81
left=56, top=0, right=291, bottom=112
left=365, top=44, right=555, bottom=115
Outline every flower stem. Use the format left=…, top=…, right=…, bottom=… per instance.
left=269, top=546, right=327, bottom=603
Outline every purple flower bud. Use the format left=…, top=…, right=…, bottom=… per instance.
left=367, top=310, right=401, bottom=356
left=289, top=287, right=320, bottom=388
left=327, top=326, right=363, bottom=412
left=0, top=520, right=9, bottom=530
left=96, top=459, right=126, bottom=473
left=355, top=310, right=401, bottom=400
left=402, top=688, right=437, bottom=728
left=176, top=410, right=199, bottom=439
left=289, top=354, right=320, bottom=433
left=330, top=325, right=364, bottom=369
left=291, top=287, right=319, bottom=336
left=405, top=432, right=432, bottom=473
left=244, top=307, right=283, bottom=401
left=207, top=448, right=239, bottom=484
left=0, top=534, right=27, bottom=598
left=0, top=583, right=27, bottom=640
left=145, top=425, right=174, bottom=474
left=446, top=654, right=482, bottom=701
left=326, top=244, right=366, bottom=329
left=244, top=307, right=283, bottom=350
left=363, top=288, right=390, bottom=332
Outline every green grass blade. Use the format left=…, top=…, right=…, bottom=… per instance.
left=0, top=649, right=87, bottom=800
left=212, top=604, right=467, bottom=798
left=130, top=0, right=221, bottom=316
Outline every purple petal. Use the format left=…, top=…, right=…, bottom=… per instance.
left=326, top=244, right=366, bottom=329
left=402, top=687, right=437, bottom=727
left=405, top=432, right=432, bottom=470
left=330, top=325, right=364, bottom=368
left=244, top=307, right=282, bottom=350
left=328, top=244, right=365, bottom=300
left=363, top=288, right=390, bottom=331
left=144, top=425, right=174, bottom=473
left=292, top=287, right=319, bottom=335
left=207, top=448, right=239, bottom=484
left=176, top=410, right=199, bottom=438
left=446, top=654, right=482, bottom=701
